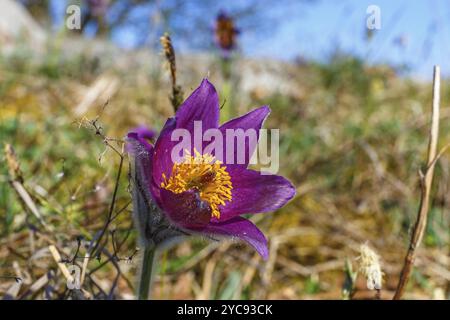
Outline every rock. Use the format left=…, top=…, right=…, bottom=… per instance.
left=0, top=0, right=47, bottom=54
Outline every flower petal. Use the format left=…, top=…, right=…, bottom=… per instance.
left=160, top=189, right=212, bottom=230
left=132, top=126, right=157, bottom=140
left=176, top=78, right=220, bottom=133
left=204, top=217, right=268, bottom=260
left=216, top=106, right=270, bottom=167
left=217, top=167, right=296, bottom=221
left=126, top=133, right=154, bottom=206
left=152, top=79, right=220, bottom=195
left=127, top=126, right=156, bottom=151
left=151, top=117, right=177, bottom=203
left=128, top=134, right=187, bottom=247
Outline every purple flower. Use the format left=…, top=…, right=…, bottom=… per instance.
left=214, top=11, right=240, bottom=55
left=127, top=79, right=295, bottom=259
left=128, top=126, right=156, bottom=150
left=86, top=0, right=110, bottom=17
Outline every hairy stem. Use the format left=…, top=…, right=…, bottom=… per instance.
left=137, top=246, right=156, bottom=300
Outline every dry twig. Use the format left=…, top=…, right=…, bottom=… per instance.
left=393, top=66, right=441, bottom=299
left=48, top=245, right=75, bottom=287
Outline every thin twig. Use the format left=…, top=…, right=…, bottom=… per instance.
left=393, top=65, right=441, bottom=300
left=89, top=141, right=125, bottom=258
left=48, top=245, right=75, bottom=284
left=19, top=273, right=50, bottom=299
left=80, top=251, right=90, bottom=287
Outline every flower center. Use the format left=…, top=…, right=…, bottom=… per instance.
left=160, top=150, right=233, bottom=219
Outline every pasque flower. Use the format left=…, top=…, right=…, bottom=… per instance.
left=127, top=79, right=295, bottom=259
left=214, top=11, right=240, bottom=54
left=86, top=0, right=110, bottom=17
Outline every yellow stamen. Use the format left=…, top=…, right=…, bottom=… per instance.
left=160, top=149, right=233, bottom=219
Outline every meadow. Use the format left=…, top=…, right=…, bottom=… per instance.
left=0, top=37, right=449, bottom=299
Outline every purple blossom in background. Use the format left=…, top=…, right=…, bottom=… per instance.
left=214, top=11, right=240, bottom=56
left=129, top=126, right=156, bottom=150
left=127, top=79, right=295, bottom=259
left=86, top=0, right=110, bottom=17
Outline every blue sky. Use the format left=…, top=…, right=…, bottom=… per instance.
left=49, top=0, right=450, bottom=80
left=240, top=0, right=450, bottom=80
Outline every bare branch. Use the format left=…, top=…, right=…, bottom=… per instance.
left=393, top=65, right=441, bottom=300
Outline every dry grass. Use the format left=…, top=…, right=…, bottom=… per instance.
left=0, top=46, right=449, bottom=299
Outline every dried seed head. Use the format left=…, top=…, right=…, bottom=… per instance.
left=357, top=243, right=383, bottom=290
left=160, top=33, right=177, bottom=83
left=160, top=32, right=183, bottom=111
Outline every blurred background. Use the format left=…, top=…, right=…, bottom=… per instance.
left=0, top=0, right=449, bottom=299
